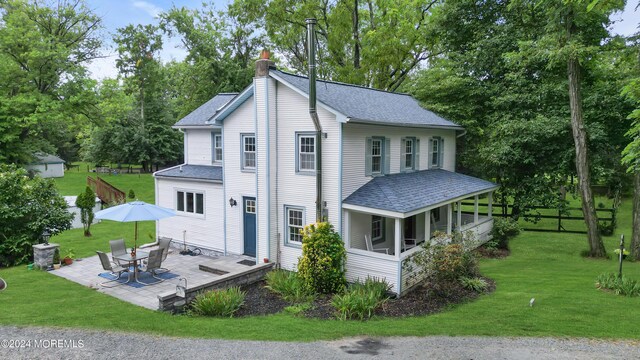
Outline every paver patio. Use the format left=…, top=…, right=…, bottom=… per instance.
left=51, top=245, right=257, bottom=310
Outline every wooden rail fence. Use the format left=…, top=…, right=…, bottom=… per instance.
left=87, top=176, right=125, bottom=205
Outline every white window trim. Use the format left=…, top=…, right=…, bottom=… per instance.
left=371, top=215, right=384, bottom=244
left=284, top=205, right=305, bottom=246
left=175, top=189, right=205, bottom=217
left=371, top=138, right=383, bottom=175
left=241, top=133, right=256, bottom=171
left=212, top=132, right=223, bottom=163
left=296, top=132, right=316, bottom=174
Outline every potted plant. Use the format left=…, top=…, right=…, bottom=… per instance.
left=614, top=248, right=630, bottom=260
left=52, top=248, right=61, bottom=270
left=63, top=248, right=75, bottom=265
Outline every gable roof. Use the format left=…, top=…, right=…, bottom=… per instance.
left=32, top=153, right=64, bottom=164
left=270, top=70, right=462, bottom=129
left=154, top=165, right=222, bottom=182
left=173, top=93, right=237, bottom=127
left=343, top=169, right=497, bottom=215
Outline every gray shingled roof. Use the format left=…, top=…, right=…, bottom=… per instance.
left=154, top=165, right=222, bottom=182
left=174, top=93, right=237, bottom=127
left=32, top=153, right=64, bottom=164
left=343, top=169, right=497, bottom=214
left=271, top=70, right=462, bottom=128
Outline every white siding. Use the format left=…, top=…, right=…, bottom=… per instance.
left=185, top=129, right=213, bottom=165
left=26, top=163, right=64, bottom=178
left=273, top=82, right=342, bottom=271
left=341, top=123, right=458, bottom=199
left=346, top=250, right=400, bottom=293
left=222, top=96, right=257, bottom=255
left=156, top=178, right=224, bottom=251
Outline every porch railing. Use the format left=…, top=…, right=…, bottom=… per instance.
left=87, top=176, right=125, bottom=205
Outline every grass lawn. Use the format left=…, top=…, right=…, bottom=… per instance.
left=0, top=168, right=638, bottom=340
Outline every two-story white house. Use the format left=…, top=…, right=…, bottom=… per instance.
left=154, top=58, right=498, bottom=295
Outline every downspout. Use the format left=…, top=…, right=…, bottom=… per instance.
left=307, top=18, right=323, bottom=223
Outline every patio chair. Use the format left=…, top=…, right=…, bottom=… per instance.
left=142, top=237, right=172, bottom=272
left=403, top=238, right=417, bottom=251
left=365, top=235, right=389, bottom=255
left=96, top=251, right=129, bottom=287
left=140, top=248, right=165, bottom=284
left=109, top=239, right=128, bottom=266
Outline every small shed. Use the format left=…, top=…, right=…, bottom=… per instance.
left=25, top=153, right=65, bottom=178
left=64, top=196, right=102, bottom=229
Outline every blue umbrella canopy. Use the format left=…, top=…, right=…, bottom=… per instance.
left=95, top=201, right=175, bottom=250
left=95, top=201, right=175, bottom=222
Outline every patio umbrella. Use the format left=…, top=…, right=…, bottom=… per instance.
left=95, top=201, right=176, bottom=250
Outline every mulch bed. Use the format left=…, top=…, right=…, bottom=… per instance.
left=235, top=277, right=495, bottom=319
left=475, top=247, right=510, bottom=259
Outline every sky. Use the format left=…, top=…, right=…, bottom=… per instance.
left=85, top=0, right=640, bottom=81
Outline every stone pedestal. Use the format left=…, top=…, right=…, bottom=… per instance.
left=32, top=243, right=59, bottom=270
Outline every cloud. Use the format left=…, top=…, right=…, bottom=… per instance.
left=132, top=1, right=163, bottom=18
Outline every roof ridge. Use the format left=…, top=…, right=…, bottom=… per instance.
left=217, top=92, right=239, bottom=95
left=272, top=69, right=413, bottom=97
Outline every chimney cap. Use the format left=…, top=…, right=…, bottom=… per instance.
left=260, top=49, right=270, bottom=60
left=306, top=18, right=317, bottom=24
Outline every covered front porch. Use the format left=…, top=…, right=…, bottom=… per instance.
left=342, top=169, right=498, bottom=295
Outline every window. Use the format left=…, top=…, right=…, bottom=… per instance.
left=430, top=137, right=443, bottom=168
left=213, top=133, right=223, bottom=163
left=401, top=137, right=419, bottom=172
left=297, top=134, right=315, bottom=172
left=286, top=206, right=305, bottom=244
left=176, top=191, right=204, bottom=215
left=242, top=134, right=256, bottom=170
left=245, top=199, right=256, bottom=214
left=366, top=137, right=389, bottom=176
left=371, top=215, right=384, bottom=243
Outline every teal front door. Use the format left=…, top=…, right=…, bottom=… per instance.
left=243, top=197, right=256, bottom=257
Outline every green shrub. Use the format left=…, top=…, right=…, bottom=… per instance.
left=430, top=243, right=479, bottom=282
left=190, top=287, right=246, bottom=317
left=297, top=222, right=347, bottom=294
left=459, top=276, right=488, bottom=292
left=128, top=189, right=136, bottom=200
left=490, top=217, right=521, bottom=250
left=75, top=186, right=96, bottom=237
left=596, top=273, right=640, bottom=297
left=332, top=277, right=390, bottom=320
left=265, top=270, right=314, bottom=303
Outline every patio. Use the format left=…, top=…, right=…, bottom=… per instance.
left=51, top=245, right=263, bottom=310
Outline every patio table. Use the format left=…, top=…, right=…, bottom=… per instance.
left=114, top=250, right=149, bottom=284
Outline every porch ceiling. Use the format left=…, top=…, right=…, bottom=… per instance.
left=343, top=169, right=498, bottom=215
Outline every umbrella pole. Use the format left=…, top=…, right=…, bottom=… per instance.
left=134, top=221, right=138, bottom=252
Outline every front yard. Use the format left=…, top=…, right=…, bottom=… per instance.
left=0, top=166, right=638, bottom=340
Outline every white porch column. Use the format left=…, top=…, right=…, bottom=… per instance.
left=488, top=192, right=493, bottom=219
left=457, top=201, right=462, bottom=231
left=344, top=209, right=351, bottom=249
left=425, top=209, right=431, bottom=241
left=395, top=217, right=402, bottom=259
left=446, top=204, right=452, bottom=235
left=474, top=195, right=479, bottom=224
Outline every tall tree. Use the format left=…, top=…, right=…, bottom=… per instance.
left=0, top=0, right=102, bottom=164
left=232, top=0, right=438, bottom=91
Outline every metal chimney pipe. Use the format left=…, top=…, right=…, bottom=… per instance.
left=306, top=18, right=323, bottom=222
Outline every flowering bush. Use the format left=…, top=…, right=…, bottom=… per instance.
left=297, top=222, right=346, bottom=294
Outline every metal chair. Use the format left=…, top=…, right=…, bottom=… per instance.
left=141, top=248, right=165, bottom=284
left=109, top=239, right=128, bottom=266
left=96, top=251, right=129, bottom=287
left=157, top=237, right=172, bottom=272
left=365, top=235, right=389, bottom=254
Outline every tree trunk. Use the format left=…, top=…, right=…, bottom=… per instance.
left=352, top=0, right=360, bottom=69
left=567, top=57, right=606, bottom=257
left=631, top=171, right=640, bottom=260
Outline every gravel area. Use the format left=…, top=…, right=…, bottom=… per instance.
left=1, top=326, right=639, bottom=359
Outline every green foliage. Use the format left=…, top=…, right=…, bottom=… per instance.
left=52, top=248, right=60, bottom=264
left=0, top=165, right=72, bottom=266
left=190, top=287, right=246, bottom=317
left=490, top=218, right=521, bottom=250
left=63, top=248, right=75, bottom=260
left=75, top=186, right=96, bottom=237
left=265, top=270, right=314, bottom=303
left=430, top=243, right=479, bottom=282
left=595, top=273, right=640, bottom=297
left=331, top=277, right=390, bottom=321
left=297, top=222, right=347, bottom=294
left=0, top=0, right=102, bottom=164
left=459, top=276, right=488, bottom=293
left=128, top=189, right=136, bottom=200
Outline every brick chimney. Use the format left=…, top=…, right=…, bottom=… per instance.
left=255, top=49, right=275, bottom=77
